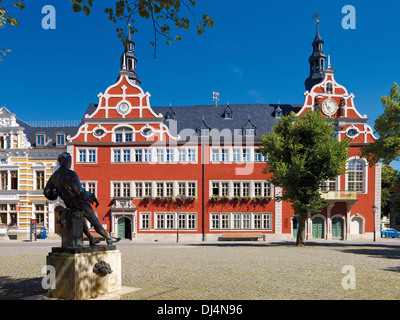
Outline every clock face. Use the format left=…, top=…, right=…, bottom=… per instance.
left=117, top=102, right=130, bottom=115
left=321, top=99, right=338, bottom=116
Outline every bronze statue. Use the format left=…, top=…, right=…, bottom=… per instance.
left=44, top=152, right=120, bottom=246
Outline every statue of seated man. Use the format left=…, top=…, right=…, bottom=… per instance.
left=44, top=152, right=120, bottom=246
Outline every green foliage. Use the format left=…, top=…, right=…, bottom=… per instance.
left=71, top=0, right=213, bottom=54
left=381, top=165, right=399, bottom=216
left=261, top=110, right=350, bottom=218
left=362, top=83, right=400, bottom=166
left=1, top=1, right=213, bottom=58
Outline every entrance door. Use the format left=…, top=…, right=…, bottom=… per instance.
left=332, top=217, right=343, bottom=239
left=117, top=217, right=132, bottom=239
left=312, top=217, right=324, bottom=239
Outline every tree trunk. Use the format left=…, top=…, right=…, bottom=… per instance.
left=296, top=216, right=307, bottom=246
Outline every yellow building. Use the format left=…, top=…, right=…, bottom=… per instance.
left=0, top=107, right=78, bottom=240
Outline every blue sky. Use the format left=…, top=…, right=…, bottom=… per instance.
left=1, top=0, right=399, bottom=169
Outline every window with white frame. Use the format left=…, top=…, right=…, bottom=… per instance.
left=81, top=181, right=97, bottom=196
left=0, top=203, right=17, bottom=226
left=178, top=149, right=186, bottom=162
left=77, top=149, right=97, bottom=163
left=154, top=212, right=197, bottom=230
left=140, top=213, right=151, bottom=229
left=210, top=181, right=272, bottom=199
left=242, top=148, right=250, bottom=162
left=166, top=149, right=174, bottom=162
left=34, top=204, right=45, bottom=226
left=211, top=149, right=219, bottom=162
left=221, top=149, right=229, bottom=162
left=132, top=181, right=197, bottom=199
left=157, top=149, right=165, bottom=162
left=188, top=148, right=196, bottom=162
left=233, top=148, right=240, bottom=162
left=210, top=212, right=272, bottom=230
left=135, top=149, right=143, bottom=162
left=88, top=149, right=96, bottom=162
left=348, top=159, right=365, bottom=193
left=319, top=178, right=337, bottom=191
left=114, top=127, right=134, bottom=142
left=123, top=149, right=131, bottom=162
left=144, top=149, right=152, bottom=162
left=123, top=182, right=131, bottom=197
left=113, top=149, right=121, bottom=162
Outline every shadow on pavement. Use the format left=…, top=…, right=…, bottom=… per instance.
left=0, top=276, right=46, bottom=300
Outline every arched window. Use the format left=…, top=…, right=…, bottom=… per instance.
left=347, top=159, right=366, bottom=193
left=114, top=127, right=134, bottom=143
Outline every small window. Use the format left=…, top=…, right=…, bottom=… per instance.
left=36, top=171, right=45, bottom=190
left=56, top=134, right=65, bottom=146
left=244, top=129, right=255, bottom=136
left=36, top=134, right=45, bottom=146
left=199, top=129, right=209, bottom=137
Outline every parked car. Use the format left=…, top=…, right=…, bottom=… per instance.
left=381, top=228, right=400, bottom=238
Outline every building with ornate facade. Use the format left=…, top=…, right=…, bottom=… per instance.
left=0, top=107, right=77, bottom=240
left=68, top=23, right=381, bottom=242
left=1, top=23, right=382, bottom=242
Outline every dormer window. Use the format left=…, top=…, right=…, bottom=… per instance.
left=244, top=129, right=255, bottom=136
left=199, top=129, right=210, bottom=137
left=165, top=107, right=175, bottom=120
left=242, top=116, right=257, bottom=137
left=36, top=134, right=45, bottom=147
left=223, top=104, right=233, bottom=119
left=196, top=116, right=211, bottom=138
left=56, top=133, right=65, bottom=146
left=275, top=106, right=283, bottom=119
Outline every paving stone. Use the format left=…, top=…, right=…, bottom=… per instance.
left=0, top=239, right=400, bottom=300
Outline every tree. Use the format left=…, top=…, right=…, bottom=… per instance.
left=361, top=83, right=400, bottom=166
left=381, top=165, right=399, bottom=217
left=261, top=110, right=350, bottom=246
left=0, top=0, right=213, bottom=58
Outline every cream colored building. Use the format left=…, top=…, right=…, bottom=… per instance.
left=0, top=107, right=78, bottom=240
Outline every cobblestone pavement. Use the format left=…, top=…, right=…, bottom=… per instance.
left=0, top=239, right=400, bottom=300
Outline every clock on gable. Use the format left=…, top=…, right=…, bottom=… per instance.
left=321, top=98, right=338, bottom=116
left=117, top=102, right=130, bottom=115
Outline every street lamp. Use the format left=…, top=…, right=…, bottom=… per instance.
left=372, top=205, right=378, bottom=242
left=176, top=206, right=180, bottom=243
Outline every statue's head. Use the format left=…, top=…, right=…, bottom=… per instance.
left=58, top=152, right=72, bottom=168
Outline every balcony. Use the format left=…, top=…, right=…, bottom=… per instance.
left=320, top=190, right=358, bottom=201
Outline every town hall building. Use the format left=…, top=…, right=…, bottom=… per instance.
left=0, top=22, right=382, bottom=242
left=68, top=22, right=381, bottom=242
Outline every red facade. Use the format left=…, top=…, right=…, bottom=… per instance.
left=69, top=34, right=381, bottom=242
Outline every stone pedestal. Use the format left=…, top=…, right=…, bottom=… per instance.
left=46, top=246, right=121, bottom=300
left=60, top=208, right=84, bottom=248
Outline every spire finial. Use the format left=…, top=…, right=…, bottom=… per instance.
left=327, top=54, right=331, bottom=68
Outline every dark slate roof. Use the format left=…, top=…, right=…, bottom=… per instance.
left=16, top=118, right=79, bottom=148
left=78, top=103, right=302, bottom=143
left=153, top=104, right=302, bottom=142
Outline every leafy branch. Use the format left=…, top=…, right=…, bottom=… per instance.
left=71, top=0, right=213, bottom=57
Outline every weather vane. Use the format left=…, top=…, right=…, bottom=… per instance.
left=312, top=10, right=322, bottom=23
left=213, top=91, right=220, bottom=106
